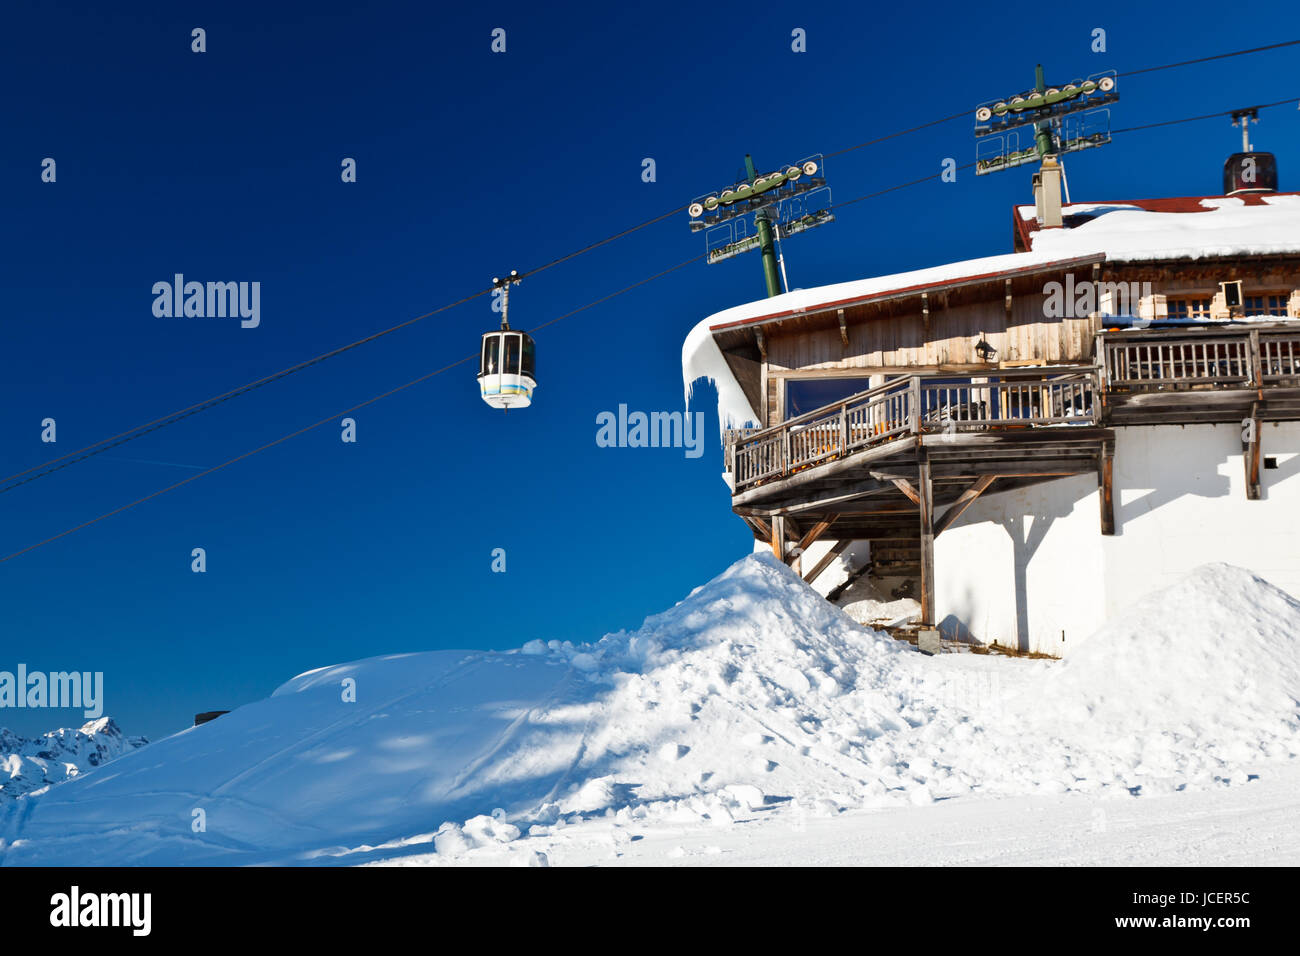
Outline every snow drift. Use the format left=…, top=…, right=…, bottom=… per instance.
left=1, top=557, right=1297, bottom=865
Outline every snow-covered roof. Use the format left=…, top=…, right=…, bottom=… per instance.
left=1017, top=193, right=1300, bottom=262
left=683, top=249, right=1104, bottom=430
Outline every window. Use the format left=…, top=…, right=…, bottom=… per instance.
left=1245, top=294, right=1290, bottom=317
left=504, top=334, right=521, bottom=375
left=521, top=336, right=536, bottom=378
left=785, top=377, right=873, bottom=418
left=480, top=336, right=499, bottom=375
left=1167, top=297, right=1213, bottom=319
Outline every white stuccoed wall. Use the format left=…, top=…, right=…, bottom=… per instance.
left=935, top=422, right=1300, bottom=655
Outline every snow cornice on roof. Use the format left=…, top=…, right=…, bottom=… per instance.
left=1014, top=192, right=1300, bottom=262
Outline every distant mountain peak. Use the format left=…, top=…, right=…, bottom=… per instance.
left=0, top=717, right=147, bottom=802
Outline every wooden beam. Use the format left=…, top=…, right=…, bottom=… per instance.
left=921, top=292, right=930, bottom=338
left=933, top=475, right=995, bottom=537
left=795, top=515, right=838, bottom=555
left=1099, top=445, right=1115, bottom=535
left=891, top=478, right=921, bottom=505
left=800, top=506, right=916, bottom=517
left=743, top=516, right=771, bottom=543
left=918, top=455, right=935, bottom=626
left=754, top=328, right=768, bottom=361
left=1245, top=402, right=1262, bottom=500
left=770, top=515, right=785, bottom=562
left=803, top=539, right=850, bottom=585
left=837, top=308, right=849, bottom=348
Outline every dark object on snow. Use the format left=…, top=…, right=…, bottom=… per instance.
left=194, top=711, right=229, bottom=727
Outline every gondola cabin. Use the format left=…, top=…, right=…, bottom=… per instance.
left=478, top=329, right=536, bottom=410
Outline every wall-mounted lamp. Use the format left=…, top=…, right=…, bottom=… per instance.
left=975, top=332, right=997, bottom=362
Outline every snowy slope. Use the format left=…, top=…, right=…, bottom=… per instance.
left=1, top=557, right=1297, bottom=866
left=0, top=718, right=147, bottom=804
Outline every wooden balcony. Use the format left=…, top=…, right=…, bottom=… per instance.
left=727, top=367, right=1101, bottom=495
left=1101, top=325, right=1300, bottom=424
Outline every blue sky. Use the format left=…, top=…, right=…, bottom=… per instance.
left=2, top=1, right=1298, bottom=738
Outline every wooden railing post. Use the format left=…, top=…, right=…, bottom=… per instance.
left=839, top=404, right=849, bottom=455
left=1249, top=329, right=1263, bottom=388
left=909, top=376, right=921, bottom=435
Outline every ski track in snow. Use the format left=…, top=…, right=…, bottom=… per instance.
left=2, top=554, right=1298, bottom=866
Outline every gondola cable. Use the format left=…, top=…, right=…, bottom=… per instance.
left=0, top=253, right=705, bottom=563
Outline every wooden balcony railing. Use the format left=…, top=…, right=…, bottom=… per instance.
left=727, top=368, right=1098, bottom=492
left=1101, top=327, right=1300, bottom=390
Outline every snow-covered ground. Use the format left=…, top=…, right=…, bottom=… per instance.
left=372, top=760, right=1300, bottom=867
left=1, top=555, right=1297, bottom=866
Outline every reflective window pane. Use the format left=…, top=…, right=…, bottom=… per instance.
left=521, top=336, right=536, bottom=377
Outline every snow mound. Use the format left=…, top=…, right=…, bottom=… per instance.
left=1002, top=564, right=1300, bottom=790
left=1, top=558, right=1297, bottom=865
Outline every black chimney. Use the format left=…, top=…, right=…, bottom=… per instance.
left=1224, top=152, right=1278, bottom=195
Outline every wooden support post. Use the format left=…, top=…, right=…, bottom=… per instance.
left=918, top=454, right=935, bottom=626
left=1099, top=444, right=1115, bottom=535
left=921, top=292, right=930, bottom=338
left=783, top=517, right=802, bottom=574
left=754, top=329, right=767, bottom=362
left=770, top=515, right=786, bottom=562
left=804, top=539, right=850, bottom=585
left=838, top=308, right=849, bottom=348
left=1245, top=402, right=1262, bottom=500
left=933, top=475, right=995, bottom=537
